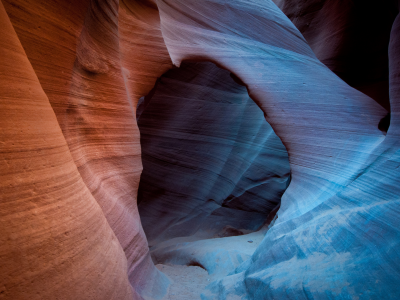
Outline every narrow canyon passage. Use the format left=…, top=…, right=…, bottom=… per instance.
left=1, top=0, right=400, bottom=299
left=136, top=61, right=290, bottom=298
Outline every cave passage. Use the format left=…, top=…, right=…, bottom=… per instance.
left=135, top=61, right=290, bottom=296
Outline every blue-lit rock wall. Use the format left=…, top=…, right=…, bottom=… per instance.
left=156, top=0, right=400, bottom=298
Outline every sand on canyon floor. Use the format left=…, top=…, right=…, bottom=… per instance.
left=156, top=264, right=211, bottom=299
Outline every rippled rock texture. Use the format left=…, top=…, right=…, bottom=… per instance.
left=0, top=1, right=133, bottom=299
left=156, top=0, right=400, bottom=298
left=1, top=0, right=400, bottom=299
left=0, top=0, right=169, bottom=299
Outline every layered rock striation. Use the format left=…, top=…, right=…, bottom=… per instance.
left=1, top=0, right=399, bottom=299
left=0, top=1, right=133, bottom=298
left=1, top=0, right=171, bottom=298
left=156, top=0, right=400, bottom=298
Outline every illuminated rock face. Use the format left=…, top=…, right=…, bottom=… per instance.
left=156, top=0, right=400, bottom=298
left=0, top=0, right=399, bottom=299
left=0, top=1, right=133, bottom=299
left=1, top=0, right=170, bottom=299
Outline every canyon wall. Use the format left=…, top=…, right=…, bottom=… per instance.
left=156, top=0, right=400, bottom=298
left=1, top=0, right=171, bottom=298
left=1, top=0, right=399, bottom=299
left=0, top=1, right=133, bottom=298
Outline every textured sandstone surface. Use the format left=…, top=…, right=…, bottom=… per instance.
left=1, top=0, right=399, bottom=299
left=1, top=0, right=170, bottom=298
left=0, top=1, right=133, bottom=299
left=156, top=0, right=400, bottom=298
left=119, top=0, right=173, bottom=109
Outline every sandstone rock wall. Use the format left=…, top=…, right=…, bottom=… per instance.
left=1, top=0, right=399, bottom=299
left=0, top=1, right=133, bottom=298
left=1, top=0, right=171, bottom=298
left=156, top=0, right=400, bottom=298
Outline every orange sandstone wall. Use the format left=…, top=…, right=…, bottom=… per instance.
left=0, top=1, right=133, bottom=299
left=119, top=0, right=172, bottom=109
left=1, top=0, right=171, bottom=298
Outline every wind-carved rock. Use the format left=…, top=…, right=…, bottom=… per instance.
left=0, top=1, right=133, bottom=299
left=156, top=0, right=400, bottom=298
left=1, top=0, right=171, bottom=299
left=0, top=0, right=399, bottom=299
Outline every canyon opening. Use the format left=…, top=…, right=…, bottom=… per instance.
left=135, top=61, right=290, bottom=297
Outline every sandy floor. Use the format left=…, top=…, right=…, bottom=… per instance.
left=156, top=264, right=211, bottom=299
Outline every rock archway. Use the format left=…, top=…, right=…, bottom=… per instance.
left=156, top=0, right=400, bottom=298
left=1, top=0, right=399, bottom=299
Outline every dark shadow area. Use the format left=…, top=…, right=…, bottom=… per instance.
left=379, top=112, right=391, bottom=134
left=136, top=61, right=290, bottom=248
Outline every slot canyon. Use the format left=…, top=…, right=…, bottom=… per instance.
left=0, top=0, right=399, bottom=299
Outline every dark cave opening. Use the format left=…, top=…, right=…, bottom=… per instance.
left=135, top=61, right=290, bottom=266
left=379, top=112, right=391, bottom=134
